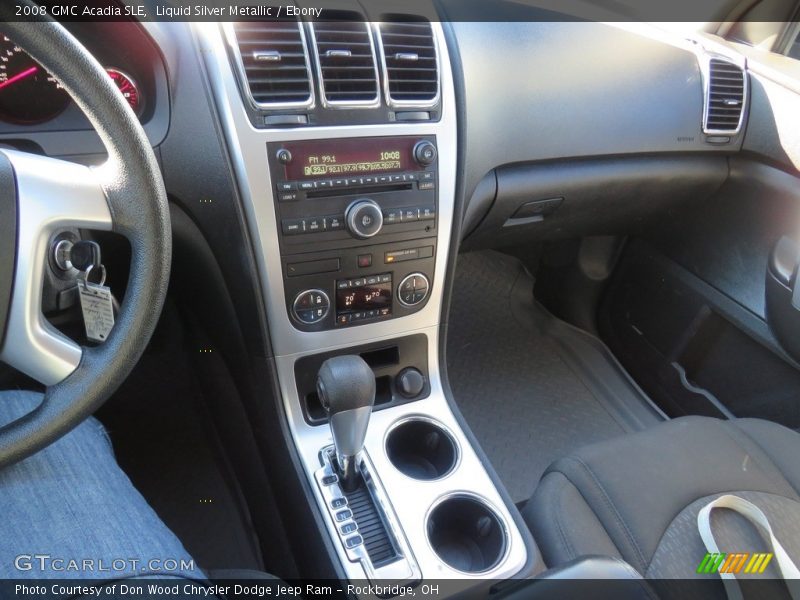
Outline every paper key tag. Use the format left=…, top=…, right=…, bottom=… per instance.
left=78, top=282, right=115, bottom=343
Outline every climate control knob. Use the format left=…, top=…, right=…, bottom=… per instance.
left=293, top=289, right=330, bottom=325
left=346, top=199, right=384, bottom=239
left=398, top=273, right=430, bottom=307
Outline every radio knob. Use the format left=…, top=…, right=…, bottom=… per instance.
left=413, top=140, right=437, bottom=166
left=346, top=199, right=384, bottom=240
left=276, top=148, right=292, bottom=164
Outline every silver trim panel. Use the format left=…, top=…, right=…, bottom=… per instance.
left=0, top=150, right=112, bottom=386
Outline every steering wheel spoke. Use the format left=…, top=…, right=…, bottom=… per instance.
left=0, top=149, right=112, bottom=386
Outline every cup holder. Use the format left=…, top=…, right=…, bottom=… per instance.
left=385, top=418, right=458, bottom=480
left=426, top=495, right=508, bottom=573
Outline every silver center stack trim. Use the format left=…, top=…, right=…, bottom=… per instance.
left=198, top=22, right=528, bottom=588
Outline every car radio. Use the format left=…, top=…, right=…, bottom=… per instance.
left=267, top=135, right=438, bottom=331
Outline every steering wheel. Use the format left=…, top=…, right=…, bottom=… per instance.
left=0, top=17, right=171, bottom=467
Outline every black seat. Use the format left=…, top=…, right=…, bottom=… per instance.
left=523, top=416, right=800, bottom=595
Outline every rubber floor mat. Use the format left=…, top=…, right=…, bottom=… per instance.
left=446, top=250, right=664, bottom=502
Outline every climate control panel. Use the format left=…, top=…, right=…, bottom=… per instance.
left=270, top=135, right=438, bottom=332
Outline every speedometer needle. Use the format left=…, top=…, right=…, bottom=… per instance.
left=0, top=66, right=38, bottom=91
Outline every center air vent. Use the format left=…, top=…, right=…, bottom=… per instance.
left=704, top=58, right=746, bottom=133
left=230, top=21, right=313, bottom=109
left=310, top=14, right=380, bottom=107
left=377, top=19, right=439, bottom=108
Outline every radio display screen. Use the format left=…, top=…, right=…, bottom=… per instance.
left=281, top=136, right=419, bottom=179
left=336, top=277, right=393, bottom=317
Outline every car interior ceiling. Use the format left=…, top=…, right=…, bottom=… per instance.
left=1, top=0, right=800, bottom=596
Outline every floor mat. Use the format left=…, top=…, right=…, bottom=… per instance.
left=446, top=251, right=665, bottom=503
left=96, top=305, right=263, bottom=572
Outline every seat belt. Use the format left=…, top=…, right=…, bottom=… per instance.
left=697, top=494, right=800, bottom=600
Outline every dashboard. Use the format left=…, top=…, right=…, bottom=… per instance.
left=1, top=2, right=791, bottom=593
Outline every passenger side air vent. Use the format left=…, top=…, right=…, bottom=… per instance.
left=230, top=21, right=313, bottom=109
left=310, top=13, right=380, bottom=107
left=704, top=58, right=746, bottom=133
left=377, top=18, right=439, bottom=107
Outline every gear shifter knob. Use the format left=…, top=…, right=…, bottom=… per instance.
left=317, top=355, right=375, bottom=491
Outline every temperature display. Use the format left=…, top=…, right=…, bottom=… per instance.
left=281, top=136, right=420, bottom=180
left=336, top=276, right=392, bottom=321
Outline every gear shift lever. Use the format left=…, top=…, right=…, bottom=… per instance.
left=317, top=355, right=375, bottom=492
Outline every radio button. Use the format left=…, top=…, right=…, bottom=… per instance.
left=318, top=179, right=333, bottom=189
left=363, top=176, right=377, bottom=185
left=282, top=219, right=305, bottom=235
left=278, top=191, right=298, bottom=202
left=402, top=208, right=420, bottom=222
left=348, top=177, right=361, bottom=186
left=299, top=181, right=315, bottom=191
left=383, top=208, right=402, bottom=224
left=418, top=181, right=435, bottom=191
left=419, top=207, right=436, bottom=221
left=378, top=175, right=391, bottom=184
left=333, top=178, right=347, bottom=187
left=277, top=181, right=297, bottom=192
left=420, top=171, right=434, bottom=181
left=327, top=215, right=345, bottom=231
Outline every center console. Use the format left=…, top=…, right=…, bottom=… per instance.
left=199, top=16, right=535, bottom=594
left=268, top=135, right=438, bottom=331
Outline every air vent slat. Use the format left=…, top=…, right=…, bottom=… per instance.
left=704, top=58, right=745, bottom=133
left=378, top=19, right=439, bottom=106
left=231, top=21, right=313, bottom=108
left=310, top=14, right=380, bottom=106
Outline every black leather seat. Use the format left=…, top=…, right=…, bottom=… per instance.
left=523, top=416, right=800, bottom=594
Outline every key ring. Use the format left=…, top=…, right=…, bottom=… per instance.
left=82, top=264, right=107, bottom=287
